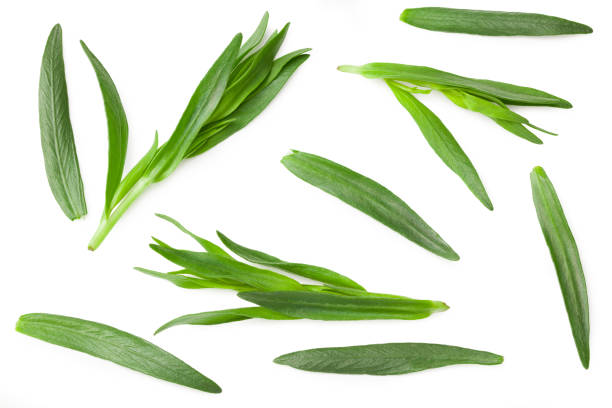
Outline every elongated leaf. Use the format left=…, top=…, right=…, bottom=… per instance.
left=155, top=213, right=231, bottom=257
left=186, top=54, right=309, bottom=158
left=145, top=34, right=242, bottom=182
left=216, top=231, right=364, bottom=290
left=81, top=41, right=128, bottom=215
left=441, top=88, right=527, bottom=123
left=282, top=150, right=459, bottom=260
left=238, top=291, right=448, bottom=320
left=238, top=11, right=269, bottom=60
left=274, top=342, right=503, bottom=375
left=39, top=24, right=87, bottom=220
left=156, top=307, right=297, bottom=334
left=16, top=313, right=221, bottom=393
left=151, top=244, right=304, bottom=291
left=259, top=48, right=312, bottom=89
left=135, top=267, right=252, bottom=291
left=339, top=63, right=571, bottom=108
left=493, top=119, right=543, bottom=144
left=400, top=7, right=593, bottom=36
left=110, top=132, right=158, bottom=208
left=530, top=166, right=589, bottom=369
left=387, top=81, right=492, bottom=210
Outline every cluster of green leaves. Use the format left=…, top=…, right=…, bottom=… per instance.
left=137, top=214, right=449, bottom=333
left=400, top=7, right=593, bottom=36
left=85, top=12, right=309, bottom=250
left=338, top=63, right=571, bottom=210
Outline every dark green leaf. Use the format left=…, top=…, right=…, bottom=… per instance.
left=530, top=166, right=589, bottom=369
left=150, top=244, right=304, bottom=291
left=281, top=150, right=459, bottom=260
left=81, top=40, right=128, bottom=216
left=238, top=291, right=449, bottom=321
left=339, top=63, right=571, bottom=108
left=39, top=24, right=87, bottom=220
left=16, top=313, right=221, bottom=393
left=238, top=11, right=269, bottom=60
left=387, top=81, right=493, bottom=210
left=155, top=307, right=297, bottom=334
left=493, top=119, right=543, bottom=144
left=274, top=342, right=503, bottom=375
left=216, top=231, right=364, bottom=290
left=400, top=7, right=593, bottom=36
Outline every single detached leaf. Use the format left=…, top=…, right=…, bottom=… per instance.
left=274, top=342, right=503, bottom=375
left=16, top=313, right=221, bottom=393
left=39, top=24, right=87, bottom=220
left=238, top=291, right=449, bottom=321
left=155, top=307, right=297, bottom=334
left=530, top=166, right=589, bottom=369
left=216, top=231, right=365, bottom=290
left=150, top=244, right=304, bottom=291
left=281, top=150, right=459, bottom=260
left=387, top=81, right=493, bottom=210
left=155, top=213, right=231, bottom=257
left=400, top=7, right=593, bottom=36
left=338, top=63, right=571, bottom=108
left=81, top=40, right=128, bottom=215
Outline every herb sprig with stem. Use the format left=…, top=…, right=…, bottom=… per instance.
left=85, top=13, right=309, bottom=250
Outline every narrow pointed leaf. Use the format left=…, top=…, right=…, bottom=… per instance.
left=135, top=267, right=252, bottom=291
left=238, top=11, right=269, bottom=60
left=216, top=231, right=364, bottom=290
left=81, top=40, right=128, bottom=215
left=259, top=48, right=312, bottom=89
left=238, top=291, right=449, bottom=321
left=155, top=213, right=231, bottom=257
left=274, top=342, right=503, bottom=375
left=400, top=7, right=593, bottom=36
left=339, top=63, right=571, bottom=108
left=39, top=24, right=87, bottom=220
left=530, top=166, right=589, bottom=369
left=282, top=150, right=460, bottom=260
left=155, top=307, right=297, bottom=334
left=493, top=119, right=543, bottom=144
left=441, top=88, right=528, bottom=123
left=16, top=313, right=221, bottom=393
left=150, top=244, right=304, bottom=291
left=387, top=81, right=493, bottom=210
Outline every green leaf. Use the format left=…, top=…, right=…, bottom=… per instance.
left=186, top=53, right=309, bottom=158
left=400, top=7, right=593, bottom=36
left=80, top=40, right=128, bottom=216
left=238, top=11, right=269, bottom=61
left=209, top=24, right=289, bottom=122
left=530, top=166, right=589, bottom=369
left=441, top=88, right=528, bottom=123
left=238, top=291, right=449, bottom=321
left=259, top=48, right=311, bottom=89
left=155, top=307, right=297, bottom=334
left=216, top=231, right=365, bottom=290
left=134, top=267, right=252, bottom=291
left=38, top=24, right=87, bottom=220
left=144, top=33, right=242, bottom=182
left=150, top=244, right=304, bottom=291
left=155, top=213, right=232, bottom=257
left=110, top=132, right=158, bottom=208
left=16, top=313, right=221, bottom=393
left=339, top=63, right=571, bottom=108
left=281, top=150, right=460, bottom=260
left=386, top=81, right=493, bottom=210
left=274, top=342, right=503, bottom=375
left=492, top=119, right=543, bottom=144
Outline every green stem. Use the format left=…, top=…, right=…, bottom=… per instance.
left=88, top=177, right=154, bottom=251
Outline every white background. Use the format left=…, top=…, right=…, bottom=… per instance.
left=1, top=0, right=609, bottom=406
